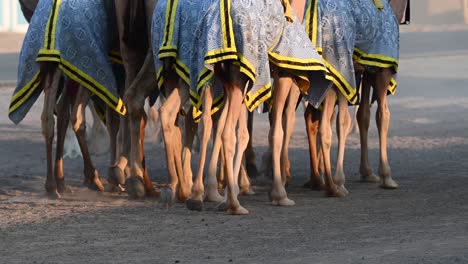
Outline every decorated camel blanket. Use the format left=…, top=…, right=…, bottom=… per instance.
left=152, top=0, right=331, bottom=116
left=9, top=0, right=125, bottom=125
left=303, top=0, right=399, bottom=104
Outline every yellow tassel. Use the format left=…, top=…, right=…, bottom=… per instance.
left=280, top=0, right=294, bottom=23
left=373, top=0, right=384, bottom=10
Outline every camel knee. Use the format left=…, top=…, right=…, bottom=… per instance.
left=319, top=126, right=332, bottom=150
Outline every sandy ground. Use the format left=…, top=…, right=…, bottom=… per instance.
left=1, top=31, right=468, bottom=263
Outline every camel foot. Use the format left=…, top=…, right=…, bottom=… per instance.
left=246, top=163, right=258, bottom=178
left=186, top=199, right=203, bottom=211
left=176, top=187, right=191, bottom=203
left=205, top=189, right=224, bottom=203
left=271, top=197, right=295, bottom=206
left=227, top=205, right=249, bottom=215
left=380, top=177, right=399, bottom=189
left=145, top=186, right=161, bottom=198
left=360, top=173, right=380, bottom=183
left=83, top=172, right=105, bottom=192
left=57, top=182, right=73, bottom=194
left=47, top=189, right=62, bottom=199
left=45, top=182, right=57, bottom=194
left=159, top=186, right=174, bottom=208
left=126, top=176, right=146, bottom=199
left=325, top=184, right=348, bottom=198
left=336, top=184, right=349, bottom=196
left=303, top=178, right=324, bottom=190
left=240, top=186, right=255, bottom=196
left=108, top=166, right=126, bottom=186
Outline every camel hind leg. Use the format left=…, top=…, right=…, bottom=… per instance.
left=54, top=81, right=72, bottom=194
left=70, top=87, right=104, bottom=191
left=357, top=72, right=380, bottom=183
left=244, top=111, right=258, bottom=178
left=41, top=65, right=61, bottom=197
left=333, top=92, right=352, bottom=195
left=303, top=104, right=324, bottom=189
left=373, top=68, right=398, bottom=189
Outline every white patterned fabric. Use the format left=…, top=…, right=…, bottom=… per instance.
left=303, top=0, right=399, bottom=104
left=152, top=0, right=330, bottom=114
left=9, top=0, right=125, bottom=125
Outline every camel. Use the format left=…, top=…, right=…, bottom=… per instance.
left=146, top=0, right=330, bottom=214
left=297, top=0, right=409, bottom=196
left=10, top=0, right=127, bottom=196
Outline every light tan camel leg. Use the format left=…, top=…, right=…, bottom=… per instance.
left=320, top=88, right=347, bottom=197
left=232, top=104, right=250, bottom=193
left=333, top=92, right=351, bottom=195
left=239, top=160, right=254, bottom=195
left=42, top=66, right=61, bottom=197
left=374, top=69, right=398, bottom=189
left=70, top=87, right=105, bottom=191
left=281, top=84, right=300, bottom=187
left=205, top=99, right=228, bottom=203
left=220, top=69, right=249, bottom=215
left=159, top=81, right=191, bottom=202
left=244, top=111, right=258, bottom=178
left=186, top=87, right=214, bottom=211
left=269, top=75, right=295, bottom=206
left=357, top=73, right=380, bottom=183
left=303, top=104, right=324, bottom=189
left=54, top=81, right=72, bottom=194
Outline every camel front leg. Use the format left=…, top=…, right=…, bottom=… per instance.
left=182, top=106, right=196, bottom=196
left=320, top=88, right=346, bottom=197
left=303, top=104, right=324, bottom=189
left=333, top=92, right=352, bottom=195
left=281, top=84, right=301, bottom=187
left=357, top=73, right=380, bottom=183
left=269, top=74, right=295, bottom=206
left=232, top=104, right=250, bottom=194
left=186, top=87, right=214, bottom=211
left=41, top=66, right=61, bottom=196
left=374, top=69, right=398, bottom=189
left=70, top=87, right=104, bottom=191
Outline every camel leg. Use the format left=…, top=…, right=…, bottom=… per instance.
left=232, top=104, right=250, bottom=194
left=106, top=106, right=123, bottom=188
left=205, top=99, right=228, bottom=202
left=182, top=106, right=196, bottom=195
left=357, top=73, right=380, bottom=183
left=244, top=111, right=258, bottom=178
left=269, top=75, right=295, bottom=206
left=159, top=81, right=191, bottom=202
left=186, top=87, right=214, bottom=211
left=220, top=70, right=249, bottom=215
left=320, top=88, right=346, bottom=197
left=70, top=87, right=105, bottom=191
left=42, top=66, right=61, bottom=196
left=303, top=104, right=324, bottom=189
left=333, top=92, right=351, bottom=195
left=54, top=84, right=72, bottom=194
left=374, top=69, right=398, bottom=189
left=281, top=84, right=300, bottom=187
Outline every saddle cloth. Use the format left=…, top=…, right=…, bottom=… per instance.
left=152, top=0, right=331, bottom=117
left=9, top=0, right=125, bottom=125
left=303, top=0, right=399, bottom=104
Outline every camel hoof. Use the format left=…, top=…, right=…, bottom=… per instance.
left=47, top=190, right=62, bottom=199
left=303, top=179, right=324, bottom=190
left=217, top=202, right=228, bottom=212
left=240, top=187, right=255, bottom=196
left=159, top=187, right=174, bottom=208
left=57, top=183, right=73, bottom=194
left=186, top=199, right=203, bottom=211
left=45, top=182, right=57, bottom=194
left=126, top=176, right=146, bottom=199
left=84, top=176, right=105, bottom=192
left=108, top=166, right=126, bottom=186
left=227, top=205, right=249, bottom=215
left=246, top=163, right=259, bottom=178
left=380, top=178, right=399, bottom=189
left=326, top=185, right=348, bottom=198
left=205, top=190, right=224, bottom=203
left=271, top=197, right=295, bottom=206
left=360, top=174, right=380, bottom=183
left=336, top=185, right=349, bottom=196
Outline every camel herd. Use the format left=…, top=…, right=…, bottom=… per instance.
left=9, top=0, right=408, bottom=215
